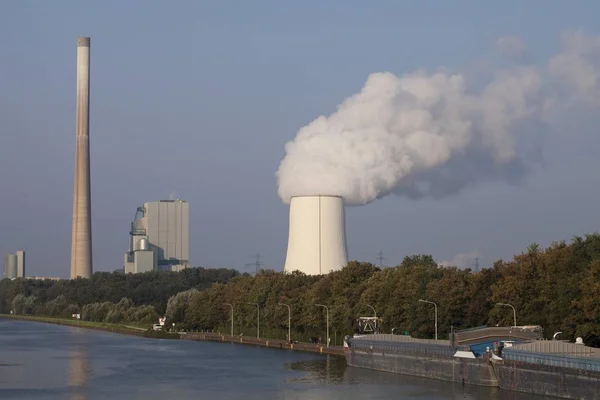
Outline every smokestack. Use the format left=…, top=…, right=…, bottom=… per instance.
left=283, top=195, right=348, bottom=275
left=70, top=36, right=93, bottom=279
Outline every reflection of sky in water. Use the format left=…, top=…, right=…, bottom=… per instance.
left=0, top=320, right=538, bottom=400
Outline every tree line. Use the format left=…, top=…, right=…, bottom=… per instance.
left=0, top=267, right=241, bottom=325
left=1, top=234, right=599, bottom=346
left=163, top=234, right=600, bottom=346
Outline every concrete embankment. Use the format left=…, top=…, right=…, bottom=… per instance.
left=182, top=332, right=345, bottom=357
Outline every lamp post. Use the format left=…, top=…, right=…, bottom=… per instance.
left=315, top=304, right=329, bottom=347
left=278, top=303, right=291, bottom=343
left=244, top=302, right=260, bottom=339
left=365, top=304, right=377, bottom=318
left=496, top=303, right=517, bottom=327
left=418, top=299, right=438, bottom=340
left=223, top=303, right=234, bottom=336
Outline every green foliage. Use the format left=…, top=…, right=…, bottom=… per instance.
left=0, top=267, right=241, bottom=316
left=163, top=234, right=600, bottom=346
left=1, top=235, right=599, bottom=346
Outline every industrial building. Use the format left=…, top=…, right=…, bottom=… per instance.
left=124, top=200, right=190, bottom=273
left=3, top=250, right=25, bottom=279
left=283, top=195, right=348, bottom=275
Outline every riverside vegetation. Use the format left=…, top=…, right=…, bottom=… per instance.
left=1, top=234, right=599, bottom=346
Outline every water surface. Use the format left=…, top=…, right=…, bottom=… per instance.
left=0, top=320, right=539, bottom=399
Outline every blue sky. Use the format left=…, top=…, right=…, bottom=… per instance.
left=2, top=0, right=600, bottom=277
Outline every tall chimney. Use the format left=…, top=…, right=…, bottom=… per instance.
left=70, top=36, right=93, bottom=279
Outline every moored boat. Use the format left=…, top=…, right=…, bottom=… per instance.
left=343, top=322, right=599, bottom=399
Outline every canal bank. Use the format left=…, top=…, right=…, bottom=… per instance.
left=0, top=314, right=344, bottom=357
left=0, top=314, right=147, bottom=337
left=182, top=332, right=345, bottom=356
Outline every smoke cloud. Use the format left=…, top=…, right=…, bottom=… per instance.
left=276, top=31, right=600, bottom=206
left=439, top=251, right=482, bottom=270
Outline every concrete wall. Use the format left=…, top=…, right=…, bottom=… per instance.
left=134, top=250, right=155, bottom=273
left=284, top=195, right=348, bottom=275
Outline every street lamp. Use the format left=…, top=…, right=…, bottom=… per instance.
left=278, top=303, right=291, bottom=343
left=364, top=304, right=377, bottom=318
left=315, top=304, right=329, bottom=347
left=496, top=303, right=517, bottom=327
left=244, top=302, right=260, bottom=339
left=418, top=299, right=438, bottom=340
left=223, top=303, right=234, bottom=336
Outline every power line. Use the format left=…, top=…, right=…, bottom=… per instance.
left=245, top=253, right=264, bottom=275
left=376, top=250, right=387, bottom=268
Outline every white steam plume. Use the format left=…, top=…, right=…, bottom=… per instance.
left=439, top=251, right=482, bottom=270
left=276, top=31, right=600, bottom=206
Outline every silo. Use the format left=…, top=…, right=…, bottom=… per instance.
left=283, top=195, right=348, bottom=275
left=5, top=254, right=17, bottom=279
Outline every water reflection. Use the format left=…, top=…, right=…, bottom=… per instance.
left=286, top=356, right=535, bottom=400
left=0, top=321, right=542, bottom=400
left=67, top=335, right=92, bottom=400
left=286, top=356, right=347, bottom=384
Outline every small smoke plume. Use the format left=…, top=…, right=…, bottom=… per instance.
left=276, top=31, right=600, bottom=206
left=439, top=251, right=482, bottom=270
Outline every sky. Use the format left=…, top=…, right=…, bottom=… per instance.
left=2, top=0, right=600, bottom=278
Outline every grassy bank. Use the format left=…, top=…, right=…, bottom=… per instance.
left=0, top=314, right=150, bottom=336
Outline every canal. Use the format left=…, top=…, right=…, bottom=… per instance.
left=0, top=320, right=537, bottom=399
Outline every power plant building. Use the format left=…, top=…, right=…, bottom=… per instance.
left=3, top=251, right=25, bottom=279
left=16, top=250, right=25, bottom=278
left=124, top=200, right=189, bottom=274
left=3, top=254, right=17, bottom=279
left=283, top=195, right=348, bottom=275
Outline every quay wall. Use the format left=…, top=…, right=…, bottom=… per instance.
left=182, top=332, right=345, bottom=356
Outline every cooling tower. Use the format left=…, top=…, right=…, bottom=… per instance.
left=283, top=195, right=348, bottom=275
left=70, top=36, right=93, bottom=279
